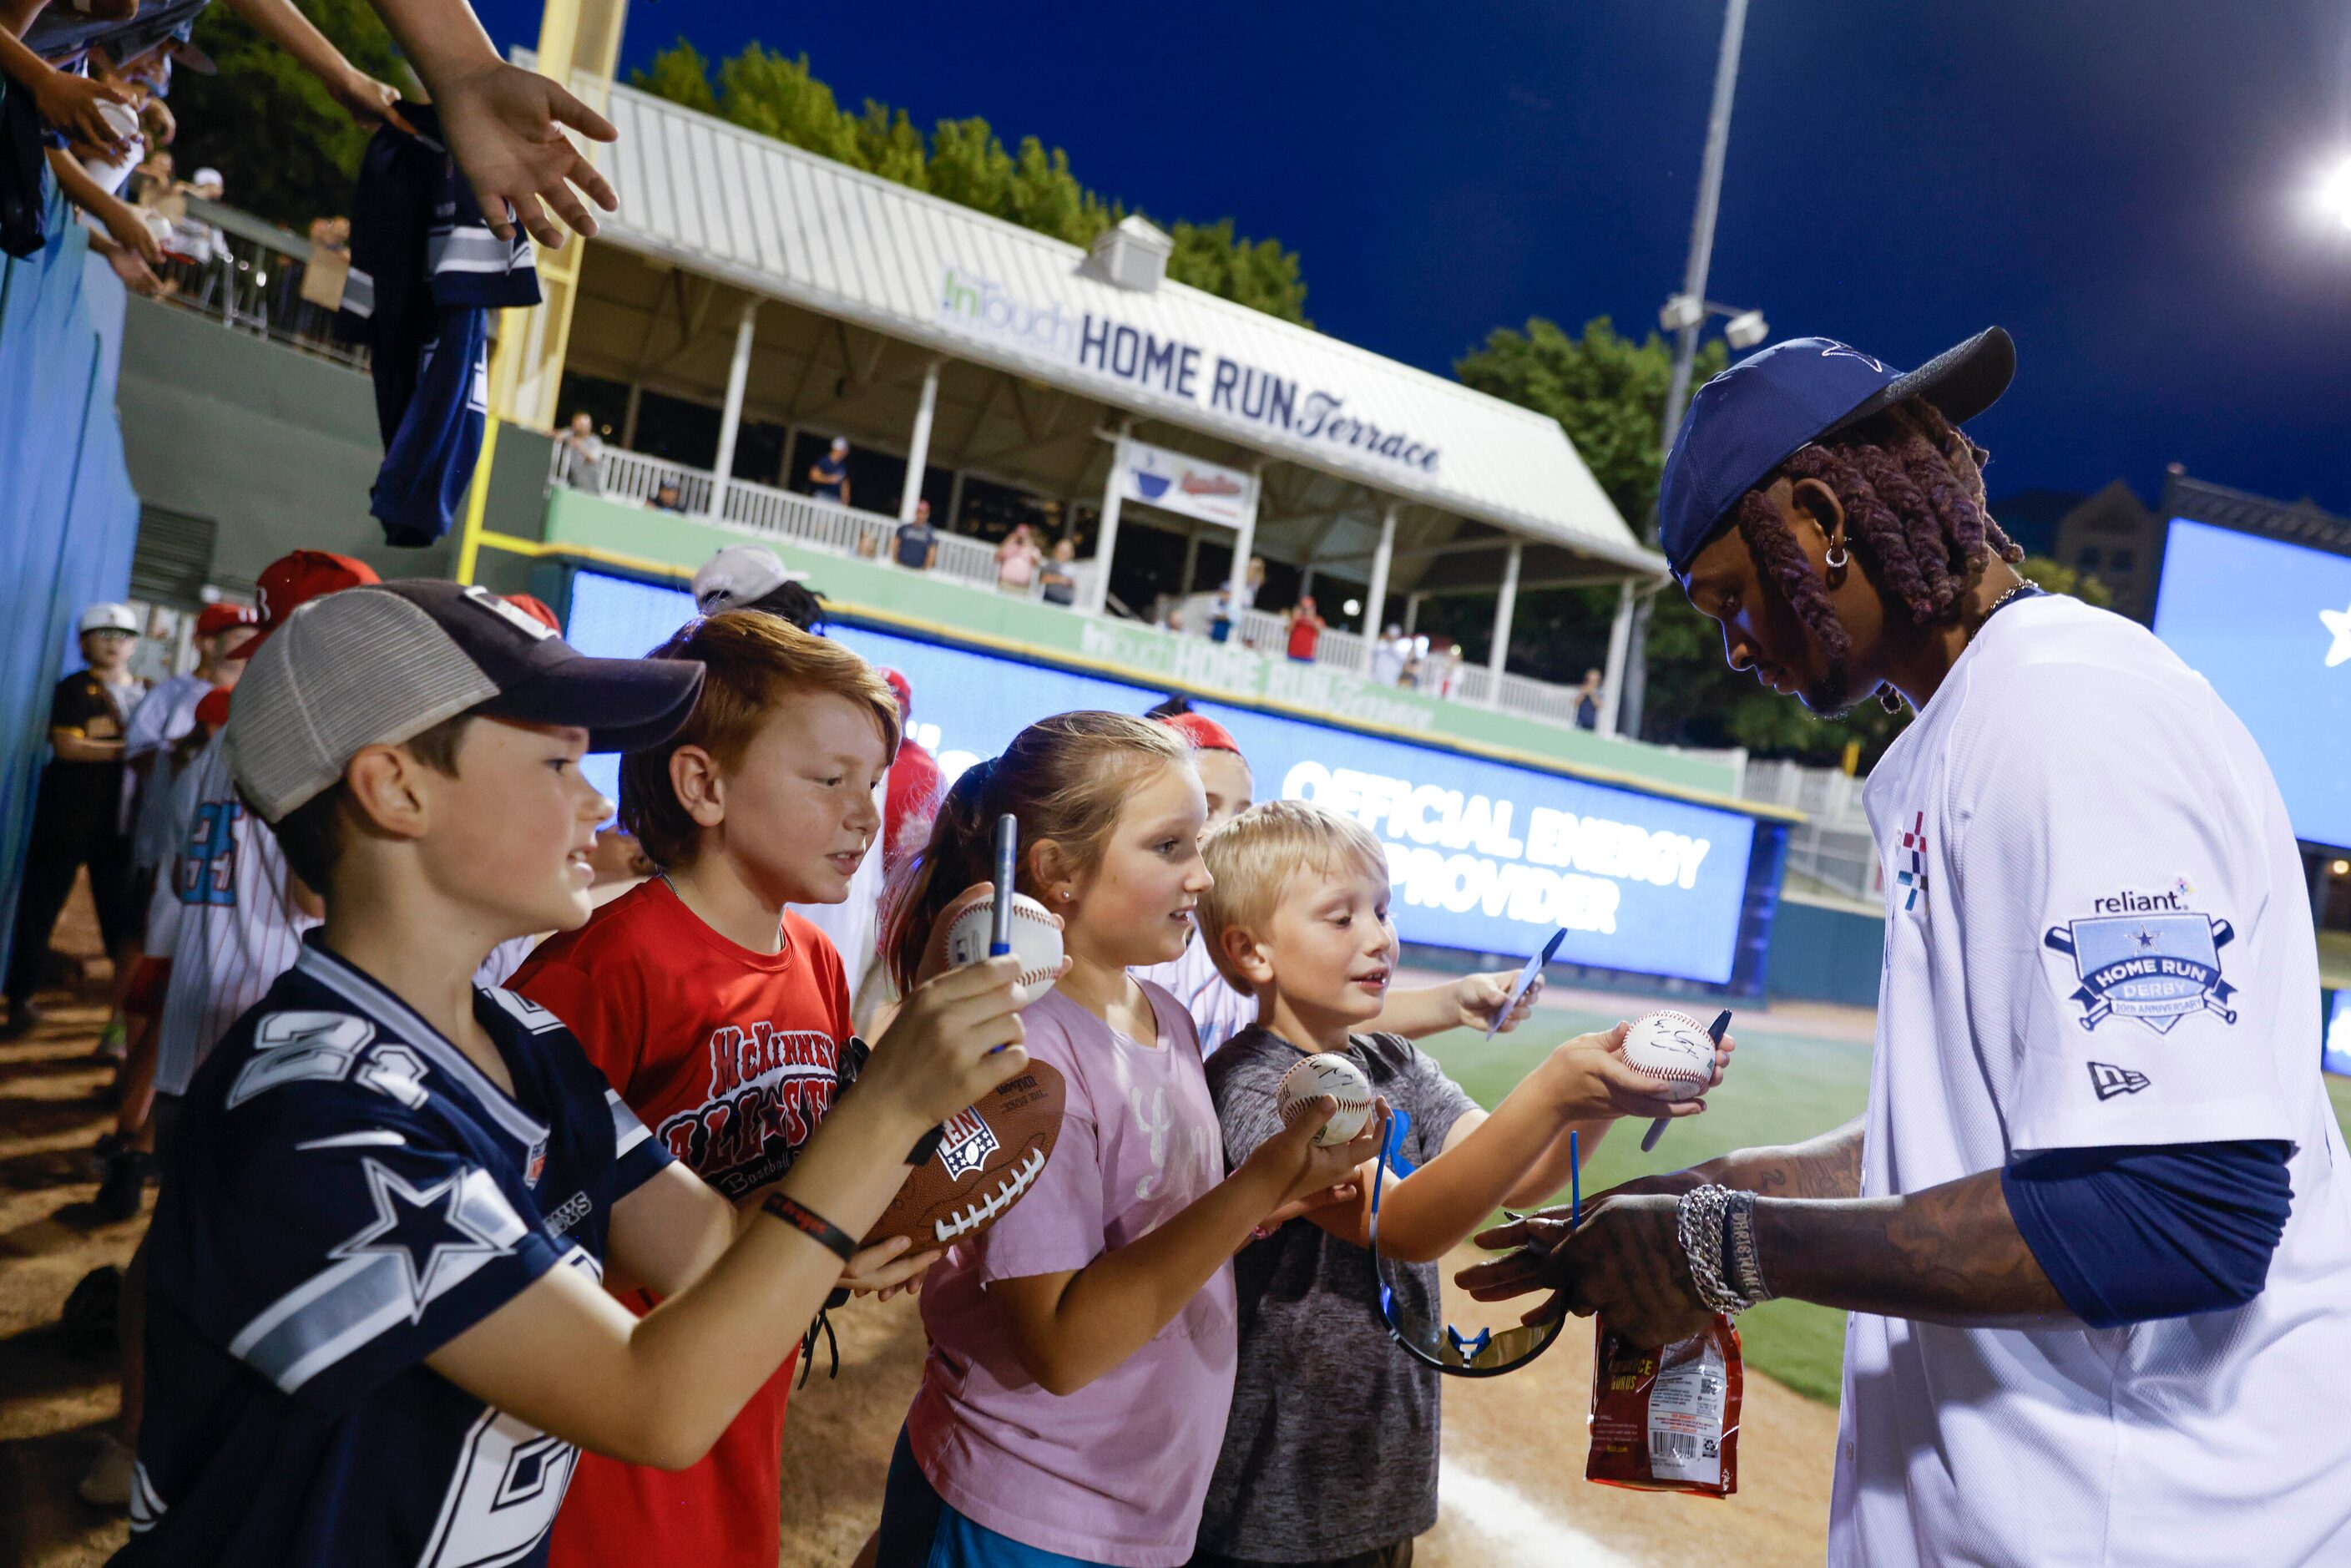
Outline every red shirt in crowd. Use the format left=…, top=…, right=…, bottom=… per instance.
left=512, top=877, right=854, bottom=1568
left=1286, top=614, right=1322, bottom=661
left=884, top=736, right=943, bottom=882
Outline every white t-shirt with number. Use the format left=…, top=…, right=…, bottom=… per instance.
left=1831, top=594, right=2351, bottom=1566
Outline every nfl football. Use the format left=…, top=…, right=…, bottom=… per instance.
left=863, top=1060, right=1067, bottom=1250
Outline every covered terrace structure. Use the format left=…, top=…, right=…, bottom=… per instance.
left=533, top=78, right=1665, bottom=734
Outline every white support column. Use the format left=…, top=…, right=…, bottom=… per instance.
left=1404, top=593, right=1422, bottom=635
left=1090, top=432, right=1130, bottom=615
left=1485, top=540, right=1523, bottom=707
left=1226, top=475, right=1262, bottom=617
left=619, top=382, right=643, bottom=449
left=1180, top=526, right=1202, bottom=595
left=705, top=298, right=759, bottom=519
left=1358, top=502, right=1398, bottom=674
left=899, top=358, right=943, bottom=523
left=1599, top=579, right=1636, bottom=737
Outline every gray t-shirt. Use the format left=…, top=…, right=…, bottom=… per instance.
left=1199, top=1027, right=1480, bottom=1560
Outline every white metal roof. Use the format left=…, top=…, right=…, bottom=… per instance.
left=578, top=78, right=1662, bottom=574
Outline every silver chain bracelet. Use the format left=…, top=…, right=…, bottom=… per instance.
left=1676, top=1184, right=1771, bottom=1315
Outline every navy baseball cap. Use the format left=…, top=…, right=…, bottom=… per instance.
left=1658, top=326, right=2015, bottom=575
left=227, top=580, right=705, bottom=821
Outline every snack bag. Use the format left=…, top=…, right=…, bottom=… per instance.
left=1585, top=1313, right=1743, bottom=1496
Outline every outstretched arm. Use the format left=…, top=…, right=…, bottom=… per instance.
left=223, top=0, right=414, bottom=134
left=1459, top=1159, right=2065, bottom=1348
left=990, top=1103, right=1379, bottom=1396
left=361, top=0, right=618, bottom=245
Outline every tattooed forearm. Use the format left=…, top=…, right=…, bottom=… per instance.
left=1750, top=1168, right=2070, bottom=1324
left=1718, top=1117, right=1866, bottom=1201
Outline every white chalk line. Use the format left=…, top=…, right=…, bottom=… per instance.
left=1437, top=1459, right=1646, bottom=1568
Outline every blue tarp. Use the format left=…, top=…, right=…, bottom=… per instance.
left=0, top=185, right=141, bottom=964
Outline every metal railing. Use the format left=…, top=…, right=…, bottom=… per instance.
left=1741, top=756, right=1871, bottom=829
left=145, top=196, right=367, bottom=371
left=1783, top=820, right=1883, bottom=903
left=541, top=446, right=1744, bottom=751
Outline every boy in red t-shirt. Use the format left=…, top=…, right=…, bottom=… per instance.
left=513, top=609, right=929, bottom=1568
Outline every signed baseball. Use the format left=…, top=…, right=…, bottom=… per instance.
left=1616, top=1010, right=1715, bottom=1102
left=922, top=883, right=1064, bottom=1006
left=1276, top=1055, right=1373, bottom=1146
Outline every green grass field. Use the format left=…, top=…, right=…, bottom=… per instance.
left=1423, top=1007, right=2351, bottom=1407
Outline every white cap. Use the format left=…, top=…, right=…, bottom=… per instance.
left=79, top=602, right=138, bottom=635
left=191, top=166, right=222, bottom=190
left=692, top=544, right=808, bottom=616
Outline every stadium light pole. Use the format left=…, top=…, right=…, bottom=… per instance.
left=1614, top=0, right=1752, bottom=744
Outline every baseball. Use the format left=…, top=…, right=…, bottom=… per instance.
left=1276, top=1055, right=1373, bottom=1146
left=1616, top=1010, right=1715, bottom=1102
left=927, top=883, right=1064, bottom=1006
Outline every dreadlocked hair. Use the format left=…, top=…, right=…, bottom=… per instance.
left=880, top=711, right=1188, bottom=994
left=1733, top=396, right=2024, bottom=647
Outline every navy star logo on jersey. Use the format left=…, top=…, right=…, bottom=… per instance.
left=331, top=1159, right=510, bottom=1320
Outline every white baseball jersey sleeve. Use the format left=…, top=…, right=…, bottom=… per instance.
left=155, top=735, right=319, bottom=1097
left=1833, top=594, right=2351, bottom=1566
left=1135, top=934, right=1255, bottom=1058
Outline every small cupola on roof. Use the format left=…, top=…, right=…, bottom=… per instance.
left=1089, top=215, right=1173, bottom=292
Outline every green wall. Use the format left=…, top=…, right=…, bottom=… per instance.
left=538, top=488, right=1752, bottom=806
left=115, top=300, right=553, bottom=590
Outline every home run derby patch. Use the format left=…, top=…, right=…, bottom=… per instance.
left=2044, top=887, right=2237, bottom=1034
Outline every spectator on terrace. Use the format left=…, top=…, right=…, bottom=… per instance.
left=650, top=479, right=684, bottom=513
left=894, top=497, right=940, bottom=570
left=130, top=149, right=174, bottom=209
left=1372, top=623, right=1408, bottom=685
left=1040, top=536, right=1079, bottom=607
left=1575, top=667, right=1604, bottom=730
left=555, top=410, right=604, bottom=493
left=995, top=521, right=1043, bottom=594
left=163, top=164, right=225, bottom=262
left=1284, top=594, right=1324, bottom=663
left=810, top=434, right=850, bottom=504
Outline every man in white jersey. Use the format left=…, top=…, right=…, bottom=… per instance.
left=78, top=550, right=381, bottom=1510
left=1461, top=328, right=2351, bottom=1566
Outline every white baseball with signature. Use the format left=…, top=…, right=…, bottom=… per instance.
left=1276, top=1054, right=1373, bottom=1146
left=1617, top=1010, right=1715, bottom=1102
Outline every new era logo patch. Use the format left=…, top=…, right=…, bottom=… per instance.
left=2087, top=1062, right=2150, bottom=1101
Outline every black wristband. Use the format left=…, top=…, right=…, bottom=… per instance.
left=761, top=1191, right=858, bottom=1263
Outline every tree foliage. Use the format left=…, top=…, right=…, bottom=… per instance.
left=633, top=40, right=1310, bottom=324
left=1455, top=317, right=2075, bottom=768
left=165, top=0, right=412, bottom=230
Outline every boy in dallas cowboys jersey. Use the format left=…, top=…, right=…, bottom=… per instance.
left=121, top=579, right=1037, bottom=1566
left=1462, top=329, right=2351, bottom=1565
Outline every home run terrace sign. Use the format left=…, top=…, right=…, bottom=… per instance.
left=935, top=264, right=1443, bottom=476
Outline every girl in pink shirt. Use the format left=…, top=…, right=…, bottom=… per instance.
left=873, top=712, right=1381, bottom=1568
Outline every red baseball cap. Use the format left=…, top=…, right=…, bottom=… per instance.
left=881, top=667, right=913, bottom=717
left=1157, top=710, right=1241, bottom=755
left=194, top=685, right=231, bottom=728
left=245, top=551, right=379, bottom=652
left=194, top=601, right=259, bottom=640
left=503, top=593, right=561, bottom=632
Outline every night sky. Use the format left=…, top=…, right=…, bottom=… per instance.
left=476, top=0, right=2351, bottom=514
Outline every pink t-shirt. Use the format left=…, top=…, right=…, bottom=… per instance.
left=908, top=981, right=1237, bottom=1567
